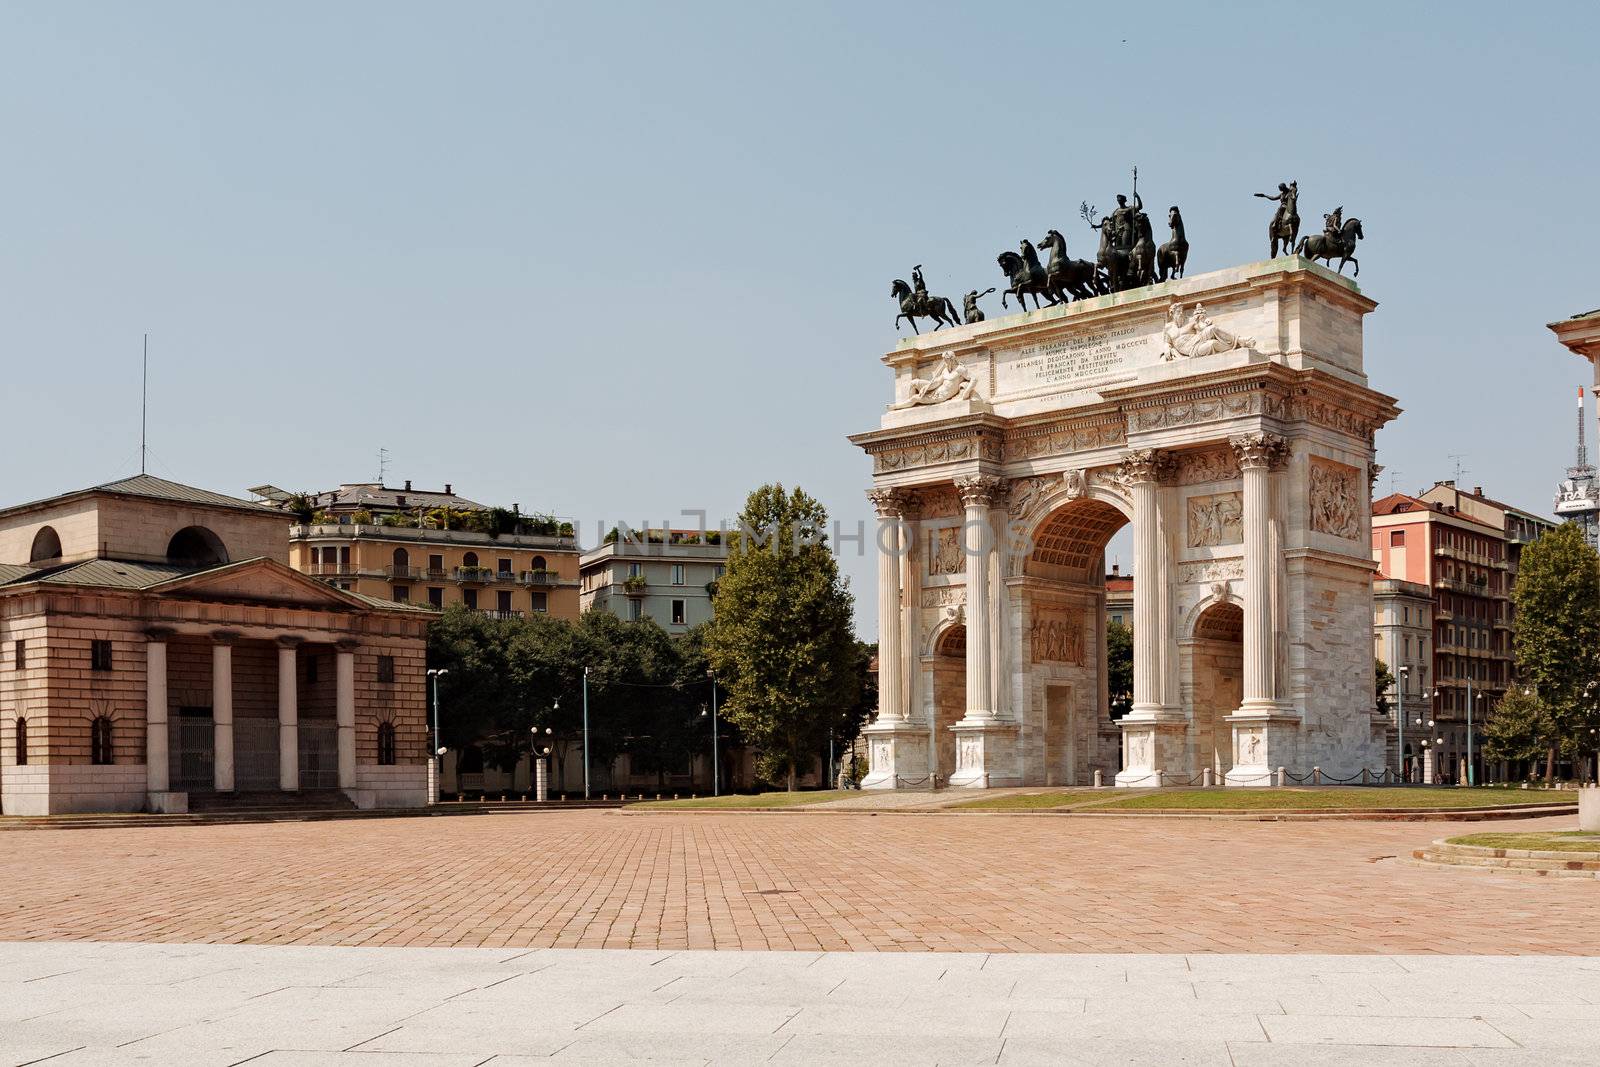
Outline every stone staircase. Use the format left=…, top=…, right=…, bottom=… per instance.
left=187, top=790, right=358, bottom=815
left=1413, top=838, right=1600, bottom=878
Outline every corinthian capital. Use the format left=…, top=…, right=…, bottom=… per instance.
left=866, top=488, right=910, bottom=518
left=1118, top=448, right=1175, bottom=486
left=1229, top=432, right=1289, bottom=471
left=954, top=474, right=1006, bottom=509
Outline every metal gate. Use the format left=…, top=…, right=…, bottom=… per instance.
left=234, top=718, right=280, bottom=791
left=171, top=712, right=214, bottom=790
left=299, top=720, right=339, bottom=789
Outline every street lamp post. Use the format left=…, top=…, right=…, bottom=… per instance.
left=1466, top=678, right=1476, bottom=787
left=582, top=668, right=595, bottom=799
left=707, top=669, right=719, bottom=797
left=531, top=723, right=553, bottom=802
left=426, top=668, right=448, bottom=804
left=1415, top=714, right=1439, bottom=785
left=1397, top=666, right=1409, bottom=784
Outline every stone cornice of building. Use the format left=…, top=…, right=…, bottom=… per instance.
left=1373, top=578, right=1434, bottom=599
left=850, top=414, right=1008, bottom=476
left=12, top=586, right=430, bottom=640
left=1108, top=363, right=1400, bottom=443
left=579, top=541, right=730, bottom=567
left=1282, top=547, right=1380, bottom=575
left=879, top=256, right=1373, bottom=369
left=288, top=523, right=578, bottom=551
left=1548, top=309, right=1600, bottom=362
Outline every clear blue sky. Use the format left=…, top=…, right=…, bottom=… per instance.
left=3, top=1, right=1596, bottom=635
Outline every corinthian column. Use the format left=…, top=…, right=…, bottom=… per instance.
left=1120, top=449, right=1172, bottom=717
left=955, top=475, right=1005, bottom=721
left=1231, top=432, right=1289, bottom=711
left=868, top=489, right=909, bottom=723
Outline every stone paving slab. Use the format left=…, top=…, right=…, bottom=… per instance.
left=1, top=943, right=1598, bottom=1065
left=0, top=810, right=1595, bottom=954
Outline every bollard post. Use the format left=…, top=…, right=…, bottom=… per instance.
left=1202, top=767, right=1213, bottom=788
left=1313, top=767, right=1321, bottom=786
left=1093, top=769, right=1103, bottom=788
left=1152, top=769, right=1164, bottom=788
left=1579, top=785, right=1600, bottom=832
left=1275, top=766, right=1286, bottom=788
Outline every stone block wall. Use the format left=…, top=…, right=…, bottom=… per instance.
left=0, top=764, right=148, bottom=816
left=354, top=634, right=428, bottom=766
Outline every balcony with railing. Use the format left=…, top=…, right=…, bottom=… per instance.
left=520, top=570, right=559, bottom=587
left=384, top=565, right=422, bottom=581
left=477, top=609, right=524, bottom=620
left=623, top=575, right=650, bottom=597
left=454, top=566, right=496, bottom=583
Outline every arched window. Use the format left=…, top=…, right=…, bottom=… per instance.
left=531, top=555, right=547, bottom=572
left=392, top=547, right=409, bottom=567
left=14, top=718, right=27, bottom=766
left=90, top=716, right=114, bottom=765
left=165, top=526, right=229, bottom=567
left=377, top=722, right=397, bottom=766
left=29, top=526, right=62, bottom=562
left=462, top=551, right=479, bottom=567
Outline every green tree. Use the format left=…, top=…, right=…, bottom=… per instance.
left=705, top=484, right=858, bottom=790
left=1512, top=523, right=1600, bottom=779
left=426, top=606, right=520, bottom=762
left=1374, top=658, right=1395, bottom=719
left=1106, top=621, right=1133, bottom=718
left=1482, top=686, right=1552, bottom=774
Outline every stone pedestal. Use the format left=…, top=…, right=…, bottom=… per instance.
left=947, top=720, right=1020, bottom=788
left=1115, top=718, right=1188, bottom=787
left=1579, top=786, right=1600, bottom=832
left=146, top=790, right=188, bottom=815
left=1225, top=715, right=1301, bottom=787
left=860, top=722, right=932, bottom=789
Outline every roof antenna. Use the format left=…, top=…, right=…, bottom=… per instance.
left=1448, top=454, right=1468, bottom=482
left=377, top=447, right=390, bottom=486
left=141, top=333, right=148, bottom=475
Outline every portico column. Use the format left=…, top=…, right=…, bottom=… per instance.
left=868, top=489, right=910, bottom=722
left=336, top=640, right=357, bottom=790
left=277, top=637, right=301, bottom=792
left=955, top=475, right=1005, bottom=720
left=144, top=628, right=173, bottom=793
left=1123, top=449, right=1173, bottom=716
left=211, top=632, right=238, bottom=792
left=1231, top=433, right=1289, bottom=711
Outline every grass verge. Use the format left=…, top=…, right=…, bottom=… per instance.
left=950, top=790, right=1110, bottom=811
left=1091, top=787, right=1578, bottom=811
left=628, top=790, right=853, bottom=811
left=1447, top=831, right=1600, bottom=853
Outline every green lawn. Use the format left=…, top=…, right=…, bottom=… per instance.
left=1089, top=787, right=1578, bottom=811
left=951, top=790, right=1109, bottom=811
left=1448, top=831, right=1600, bottom=853
left=629, top=790, right=852, bottom=811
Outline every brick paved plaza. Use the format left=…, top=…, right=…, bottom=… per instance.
left=2, top=810, right=1594, bottom=954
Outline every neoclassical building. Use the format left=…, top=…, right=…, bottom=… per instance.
left=851, top=258, right=1398, bottom=788
left=0, top=475, right=430, bottom=815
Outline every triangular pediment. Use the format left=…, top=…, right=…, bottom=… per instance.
left=147, top=557, right=368, bottom=610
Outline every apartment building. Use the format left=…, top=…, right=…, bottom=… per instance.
left=580, top=529, right=727, bottom=631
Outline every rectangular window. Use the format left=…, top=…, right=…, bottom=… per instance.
left=671, top=599, right=686, bottom=625
left=429, top=554, right=444, bottom=574
left=1402, top=606, right=1410, bottom=624
left=91, top=639, right=113, bottom=671
left=311, top=546, right=322, bottom=566
left=463, top=588, right=478, bottom=610
left=671, top=564, right=685, bottom=586
left=377, top=655, right=395, bottom=683
left=428, top=587, right=444, bottom=608
left=497, top=558, right=513, bottom=578
left=1390, top=531, right=1405, bottom=547
left=13, top=640, right=23, bottom=670
left=393, top=586, right=410, bottom=603
left=628, top=562, right=642, bottom=578
left=497, top=590, right=513, bottom=613
left=531, top=591, right=548, bottom=613
left=339, top=546, right=350, bottom=568
left=628, top=599, right=642, bottom=622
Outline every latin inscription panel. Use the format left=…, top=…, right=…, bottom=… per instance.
left=993, top=322, right=1160, bottom=400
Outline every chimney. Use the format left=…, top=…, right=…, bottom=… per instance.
left=404, top=479, right=412, bottom=491
left=444, top=483, right=453, bottom=495
left=1473, top=486, right=1482, bottom=496
left=1110, top=563, right=1120, bottom=576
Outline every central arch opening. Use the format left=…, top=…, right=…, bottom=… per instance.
left=1021, top=497, right=1130, bottom=786
left=1187, top=600, right=1243, bottom=778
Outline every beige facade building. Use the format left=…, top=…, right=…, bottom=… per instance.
left=264, top=481, right=581, bottom=620
left=0, top=475, right=430, bottom=815
left=580, top=531, right=727, bottom=632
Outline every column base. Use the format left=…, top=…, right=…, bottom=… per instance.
left=1224, top=711, right=1301, bottom=787
left=860, top=721, right=932, bottom=790
left=947, top=719, right=1020, bottom=789
left=1115, top=718, right=1188, bottom=787
left=146, top=791, right=188, bottom=814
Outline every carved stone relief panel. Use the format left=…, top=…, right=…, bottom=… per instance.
left=928, top=527, right=963, bottom=575
left=1235, top=726, right=1264, bottom=766
left=1309, top=457, right=1362, bottom=540
left=1004, top=419, right=1126, bottom=461
left=1186, top=491, right=1244, bottom=548
left=957, top=735, right=981, bottom=770
left=1126, top=731, right=1152, bottom=768
left=1174, top=448, right=1241, bottom=485
left=921, top=586, right=966, bottom=608
left=1175, top=559, right=1244, bottom=585
left=916, top=486, right=960, bottom=519
left=1029, top=608, right=1085, bottom=665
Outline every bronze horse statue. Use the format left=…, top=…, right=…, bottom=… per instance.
left=1038, top=229, right=1103, bottom=301
left=1297, top=215, right=1365, bottom=276
left=1156, top=206, right=1188, bottom=282
left=1091, top=219, right=1128, bottom=293
left=891, top=279, right=962, bottom=333
left=997, top=239, right=1058, bottom=310
left=1128, top=212, right=1157, bottom=288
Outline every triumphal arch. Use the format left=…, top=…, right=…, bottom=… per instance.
left=850, top=258, right=1399, bottom=788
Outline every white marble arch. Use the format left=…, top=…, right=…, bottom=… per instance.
left=853, top=258, right=1399, bottom=790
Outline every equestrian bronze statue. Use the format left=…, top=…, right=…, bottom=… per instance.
left=1038, top=229, right=1103, bottom=300
left=891, top=276, right=962, bottom=333
left=996, top=238, right=1058, bottom=310
left=1156, top=205, right=1188, bottom=281
left=1296, top=209, right=1364, bottom=276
